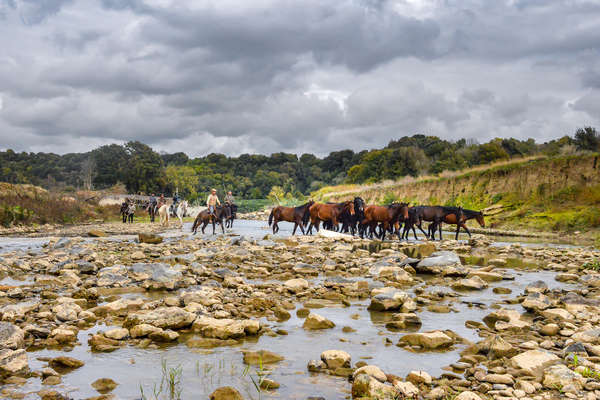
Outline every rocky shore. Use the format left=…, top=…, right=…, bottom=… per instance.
left=0, top=227, right=599, bottom=399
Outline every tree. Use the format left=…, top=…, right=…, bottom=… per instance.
left=124, top=141, right=165, bottom=194
left=80, top=156, right=96, bottom=190
left=477, top=141, right=509, bottom=164
left=574, top=127, right=599, bottom=152
left=165, top=165, right=198, bottom=199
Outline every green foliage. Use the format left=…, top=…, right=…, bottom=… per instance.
left=140, top=359, right=182, bottom=400
left=165, top=165, right=198, bottom=200
left=582, top=261, right=600, bottom=271
left=574, top=126, right=599, bottom=152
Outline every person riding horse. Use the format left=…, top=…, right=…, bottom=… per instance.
left=147, top=193, right=158, bottom=222
left=206, top=189, right=221, bottom=219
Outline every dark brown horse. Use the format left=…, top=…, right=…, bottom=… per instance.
left=428, top=207, right=484, bottom=240
left=307, top=201, right=355, bottom=234
left=191, top=205, right=232, bottom=235
left=268, top=200, right=314, bottom=235
left=361, top=203, right=409, bottom=241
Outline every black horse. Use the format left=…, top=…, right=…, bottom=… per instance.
left=191, top=204, right=232, bottom=235
left=401, top=206, right=430, bottom=240
left=120, top=201, right=129, bottom=223
left=427, top=207, right=484, bottom=239
left=225, top=204, right=238, bottom=228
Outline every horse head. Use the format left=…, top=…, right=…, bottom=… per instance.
left=476, top=211, right=485, bottom=227
left=353, top=197, right=365, bottom=214
left=400, top=202, right=409, bottom=220
left=344, top=200, right=355, bottom=215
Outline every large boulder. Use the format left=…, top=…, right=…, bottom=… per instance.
left=320, top=350, right=351, bottom=369
left=452, top=276, right=488, bottom=291
left=124, top=307, right=196, bottom=330
left=354, top=365, right=387, bottom=383
left=415, top=251, right=461, bottom=274
left=129, top=263, right=184, bottom=290
left=192, top=317, right=260, bottom=339
left=0, top=349, right=28, bottom=377
left=242, top=350, right=284, bottom=365
left=302, top=313, right=335, bottom=330
left=398, top=331, right=453, bottom=350
left=96, top=265, right=131, bottom=287
left=52, top=302, right=82, bottom=322
left=510, top=350, right=559, bottom=376
left=0, top=322, right=24, bottom=350
left=521, top=292, right=551, bottom=312
left=368, top=288, right=410, bottom=312
left=543, top=364, right=585, bottom=390
left=138, top=233, right=163, bottom=244
left=284, top=278, right=309, bottom=293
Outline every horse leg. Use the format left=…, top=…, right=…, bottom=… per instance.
left=202, top=221, right=208, bottom=234
left=220, top=219, right=225, bottom=234
left=292, top=222, right=297, bottom=235
left=455, top=223, right=460, bottom=240
left=272, top=218, right=277, bottom=234
left=438, top=220, right=443, bottom=241
left=462, top=223, right=471, bottom=238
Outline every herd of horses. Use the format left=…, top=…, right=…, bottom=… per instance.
left=268, top=198, right=485, bottom=241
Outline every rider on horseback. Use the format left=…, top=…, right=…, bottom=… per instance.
left=225, top=191, right=234, bottom=205
left=207, top=189, right=220, bottom=219
left=148, top=193, right=158, bottom=222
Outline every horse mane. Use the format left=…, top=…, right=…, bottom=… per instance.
left=295, top=201, right=313, bottom=211
left=440, top=206, right=480, bottom=217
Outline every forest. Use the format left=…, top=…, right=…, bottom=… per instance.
left=0, top=127, right=598, bottom=202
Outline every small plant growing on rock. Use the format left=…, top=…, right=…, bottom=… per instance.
left=582, top=260, right=600, bottom=271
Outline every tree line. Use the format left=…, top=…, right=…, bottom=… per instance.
left=0, top=127, right=598, bottom=201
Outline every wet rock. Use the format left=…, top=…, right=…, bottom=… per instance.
left=138, top=233, right=163, bottom=244
left=543, top=364, right=585, bottom=390
left=273, top=308, right=291, bottom=321
left=49, top=356, right=84, bottom=369
left=540, top=323, right=560, bottom=336
left=0, top=300, right=39, bottom=320
left=96, top=266, right=131, bottom=287
left=124, top=307, right=196, bottom=330
left=284, top=278, right=309, bottom=293
left=243, top=350, right=284, bottom=365
left=510, top=350, right=559, bottom=376
left=130, top=263, right=183, bottom=290
left=385, top=313, right=421, bottom=330
left=209, top=386, right=244, bottom=400
left=88, top=334, right=122, bottom=352
left=260, top=377, right=280, bottom=390
left=52, top=302, right=82, bottom=322
left=354, top=365, right=386, bottom=383
left=368, top=287, right=409, bottom=312
left=475, top=335, right=516, bottom=359
left=0, top=322, right=24, bottom=350
left=192, top=317, right=260, bottom=339
left=186, top=338, right=238, bottom=348
left=320, top=350, right=350, bottom=369
left=104, top=328, right=129, bottom=340
left=293, top=263, right=319, bottom=276
left=50, top=328, right=77, bottom=344
left=302, top=313, right=335, bottom=330
left=91, top=378, right=118, bottom=393
left=38, top=389, right=69, bottom=400
left=521, top=292, right=551, bottom=312
left=452, top=276, right=488, bottom=291
left=484, top=308, right=529, bottom=331
left=482, top=373, right=514, bottom=385
left=129, top=324, right=162, bottom=338
left=406, top=370, right=432, bottom=385
left=398, top=331, right=453, bottom=350
left=42, top=375, right=61, bottom=385
left=88, top=230, right=107, bottom=237
left=149, top=329, right=179, bottom=342
left=0, top=349, right=28, bottom=377
left=352, top=374, right=399, bottom=399
left=468, top=270, right=503, bottom=282
left=525, top=280, right=548, bottom=294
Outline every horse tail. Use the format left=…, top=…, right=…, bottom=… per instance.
left=268, top=209, right=274, bottom=226
left=302, top=205, right=311, bottom=226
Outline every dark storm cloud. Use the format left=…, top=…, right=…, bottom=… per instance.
left=0, top=0, right=599, bottom=156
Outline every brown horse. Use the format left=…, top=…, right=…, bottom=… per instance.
left=191, top=205, right=231, bottom=235
left=268, top=200, right=314, bottom=235
left=361, top=203, right=409, bottom=241
left=307, top=201, right=355, bottom=234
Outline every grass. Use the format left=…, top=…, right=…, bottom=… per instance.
left=582, top=261, right=600, bottom=271
left=140, top=359, right=183, bottom=400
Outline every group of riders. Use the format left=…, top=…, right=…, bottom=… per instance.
left=120, top=189, right=237, bottom=228
left=268, top=198, right=486, bottom=241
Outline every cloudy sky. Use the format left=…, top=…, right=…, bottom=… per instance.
left=0, top=0, right=599, bottom=157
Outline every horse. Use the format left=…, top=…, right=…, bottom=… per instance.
left=191, top=204, right=231, bottom=235
left=333, top=197, right=365, bottom=235
left=401, top=206, right=430, bottom=240
left=158, top=204, right=170, bottom=227
left=361, top=203, right=409, bottom=241
left=413, top=206, right=465, bottom=240
left=120, top=201, right=129, bottom=223
left=268, top=200, right=314, bottom=235
left=225, top=204, right=238, bottom=228
left=307, top=201, right=355, bottom=234
left=427, top=207, right=484, bottom=240
left=175, top=200, right=188, bottom=228
left=146, top=201, right=158, bottom=223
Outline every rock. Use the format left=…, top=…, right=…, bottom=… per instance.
left=260, top=377, right=280, bottom=390
left=138, top=233, right=163, bottom=244
left=0, top=322, right=24, bottom=350
left=209, top=386, right=244, bottom=400
left=540, top=323, right=560, bottom=336
left=398, top=331, right=453, bottom=350
left=149, top=329, right=179, bottom=342
left=42, top=375, right=61, bottom=385
left=104, top=328, right=129, bottom=340
left=91, top=378, right=118, bottom=393
left=352, top=374, right=399, bottom=399
left=302, top=313, right=335, bottom=330
left=426, top=387, right=446, bottom=399
left=468, top=270, right=503, bottom=282
left=0, top=349, right=28, bottom=377
left=192, top=317, right=260, bottom=339
left=525, top=280, right=548, bottom=294
left=130, top=324, right=163, bottom=338
left=368, top=287, right=410, bottom=311
left=243, top=350, right=284, bottom=365
left=50, top=328, right=77, bottom=344
left=483, top=373, right=514, bottom=385
left=49, top=356, right=84, bottom=369
left=543, top=364, right=585, bottom=390
left=407, top=370, right=432, bottom=385
left=415, top=251, right=461, bottom=274
left=131, top=251, right=145, bottom=260
left=455, top=392, right=482, bottom=400
left=130, top=263, right=183, bottom=290
left=393, top=381, right=419, bottom=397
left=476, top=335, right=516, bottom=358
left=52, top=302, right=82, bottom=322
left=124, top=307, right=196, bottom=330
left=284, top=278, right=309, bottom=293
left=452, top=276, right=488, bottom=291
left=186, top=338, right=238, bottom=348
left=354, top=365, right=387, bottom=383
left=385, top=313, right=421, bottom=330
left=320, top=350, right=351, bottom=369
left=521, top=292, right=551, bottom=312
left=88, top=230, right=107, bottom=237
left=542, top=308, right=573, bottom=321
left=96, top=266, right=131, bottom=287
left=510, top=350, right=559, bottom=376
